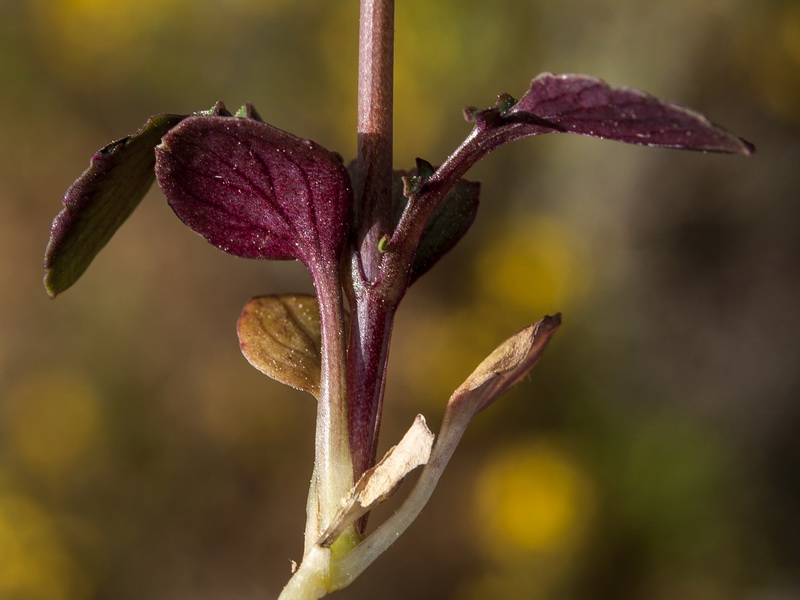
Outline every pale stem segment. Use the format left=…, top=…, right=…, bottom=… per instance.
left=304, top=266, right=357, bottom=557
left=278, top=545, right=330, bottom=600
left=330, top=407, right=471, bottom=589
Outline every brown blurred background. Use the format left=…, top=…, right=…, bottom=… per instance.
left=1, top=0, right=798, bottom=598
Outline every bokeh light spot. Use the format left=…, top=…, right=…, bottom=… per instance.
left=0, top=492, right=90, bottom=600
left=473, top=439, right=594, bottom=560
left=3, top=369, right=103, bottom=482
left=33, top=0, right=182, bottom=67
left=475, top=215, right=589, bottom=317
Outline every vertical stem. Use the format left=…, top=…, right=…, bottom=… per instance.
left=356, top=0, right=394, bottom=282
left=285, top=0, right=397, bottom=596
left=306, top=267, right=356, bottom=556
left=345, top=0, right=397, bottom=486
left=347, top=293, right=397, bottom=482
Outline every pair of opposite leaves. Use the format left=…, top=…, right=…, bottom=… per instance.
left=43, top=73, right=753, bottom=395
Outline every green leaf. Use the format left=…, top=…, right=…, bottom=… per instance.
left=237, top=294, right=324, bottom=397
left=43, top=113, right=185, bottom=297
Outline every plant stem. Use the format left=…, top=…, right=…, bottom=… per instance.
left=331, top=407, right=472, bottom=588
left=278, top=545, right=330, bottom=600
left=347, top=291, right=398, bottom=481
left=291, top=4, right=398, bottom=592
left=346, top=0, right=396, bottom=485
left=356, top=0, right=394, bottom=283
left=305, top=266, right=356, bottom=555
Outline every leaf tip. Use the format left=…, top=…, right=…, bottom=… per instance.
left=43, top=276, right=59, bottom=299
left=738, top=137, right=757, bottom=156
left=538, top=312, right=562, bottom=333
left=447, top=313, right=562, bottom=419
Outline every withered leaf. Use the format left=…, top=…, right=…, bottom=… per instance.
left=237, top=294, right=324, bottom=397
left=318, top=414, right=434, bottom=548
left=448, top=314, right=562, bottom=418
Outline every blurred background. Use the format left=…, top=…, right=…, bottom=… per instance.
left=1, top=0, right=798, bottom=598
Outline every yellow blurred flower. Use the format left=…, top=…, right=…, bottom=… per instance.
left=473, top=439, right=595, bottom=560
left=739, top=1, right=800, bottom=125
left=394, top=214, right=584, bottom=409
left=0, top=492, right=90, bottom=600
left=32, top=0, right=182, bottom=67
left=457, top=440, right=595, bottom=600
left=30, top=0, right=293, bottom=88
left=475, top=214, right=589, bottom=317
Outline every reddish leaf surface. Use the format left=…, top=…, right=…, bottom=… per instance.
left=388, top=166, right=480, bottom=284
left=155, top=115, right=352, bottom=273
left=468, top=73, right=754, bottom=154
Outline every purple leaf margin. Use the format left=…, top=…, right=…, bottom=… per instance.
left=466, top=72, right=755, bottom=154
left=43, top=113, right=185, bottom=297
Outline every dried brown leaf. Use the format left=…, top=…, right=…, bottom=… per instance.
left=237, top=294, right=323, bottom=397
left=318, top=415, right=434, bottom=547
left=448, top=314, right=562, bottom=418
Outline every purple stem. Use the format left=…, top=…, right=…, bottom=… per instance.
left=346, top=288, right=397, bottom=481
left=348, top=0, right=396, bottom=484
left=344, top=128, right=501, bottom=481
left=356, top=0, right=394, bottom=283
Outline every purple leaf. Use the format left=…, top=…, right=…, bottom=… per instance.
left=43, top=113, right=186, bottom=297
left=388, top=164, right=480, bottom=285
left=155, top=115, right=353, bottom=277
left=390, top=73, right=753, bottom=275
left=43, top=102, right=233, bottom=298
left=467, top=72, right=755, bottom=154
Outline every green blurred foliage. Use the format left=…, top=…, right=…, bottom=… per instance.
left=1, top=0, right=798, bottom=598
